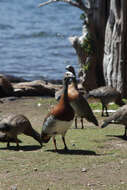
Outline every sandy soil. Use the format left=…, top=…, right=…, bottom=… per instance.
left=0, top=96, right=127, bottom=190
left=0, top=96, right=47, bottom=127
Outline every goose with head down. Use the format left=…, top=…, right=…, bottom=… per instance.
left=0, top=114, right=42, bottom=148
left=101, top=104, right=127, bottom=136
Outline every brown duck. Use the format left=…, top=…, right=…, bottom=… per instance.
left=41, top=72, right=75, bottom=151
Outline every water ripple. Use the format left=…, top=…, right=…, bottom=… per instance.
left=15, top=31, right=66, bottom=39
left=0, top=0, right=82, bottom=81
left=0, top=23, right=14, bottom=30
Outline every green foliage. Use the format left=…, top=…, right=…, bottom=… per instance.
left=82, top=59, right=91, bottom=71
left=80, top=13, right=86, bottom=20
left=81, top=33, right=95, bottom=56
left=81, top=33, right=96, bottom=72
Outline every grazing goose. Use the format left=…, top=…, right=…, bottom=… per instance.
left=101, top=104, right=127, bottom=136
left=0, top=132, right=22, bottom=147
left=66, top=65, right=98, bottom=129
left=0, top=114, right=42, bottom=148
left=86, top=86, right=125, bottom=117
left=41, top=72, right=75, bottom=151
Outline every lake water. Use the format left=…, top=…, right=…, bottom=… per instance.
left=0, top=0, right=82, bottom=82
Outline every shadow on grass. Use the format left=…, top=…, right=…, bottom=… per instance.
left=0, top=145, right=42, bottom=151
left=46, top=149, right=99, bottom=155
left=106, top=135, right=127, bottom=141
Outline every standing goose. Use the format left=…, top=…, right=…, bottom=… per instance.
left=66, top=65, right=98, bottom=129
left=86, top=86, right=125, bottom=117
left=0, top=114, right=42, bottom=148
left=101, top=104, right=127, bottom=136
left=41, top=72, right=75, bottom=151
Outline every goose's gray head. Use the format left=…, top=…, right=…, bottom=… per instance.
left=65, top=65, right=76, bottom=76
left=64, top=71, right=75, bottom=79
left=63, top=71, right=75, bottom=85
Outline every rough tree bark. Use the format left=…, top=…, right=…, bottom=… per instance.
left=103, top=0, right=127, bottom=97
left=39, top=0, right=127, bottom=97
left=69, top=0, right=109, bottom=91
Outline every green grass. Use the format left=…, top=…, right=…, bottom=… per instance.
left=89, top=98, right=127, bottom=110
left=0, top=98, right=127, bottom=190
left=89, top=102, right=119, bottom=110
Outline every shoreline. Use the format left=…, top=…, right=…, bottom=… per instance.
left=0, top=73, right=63, bottom=100
left=1, top=73, right=63, bottom=85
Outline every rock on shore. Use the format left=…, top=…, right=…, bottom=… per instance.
left=0, top=74, right=62, bottom=98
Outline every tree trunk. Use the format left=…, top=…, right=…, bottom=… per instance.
left=70, top=0, right=109, bottom=91
left=39, top=0, right=127, bottom=96
left=103, top=0, right=127, bottom=97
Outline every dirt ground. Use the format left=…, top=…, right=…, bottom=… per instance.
left=0, top=96, right=44, bottom=124
left=0, top=96, right=127, bottom=190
